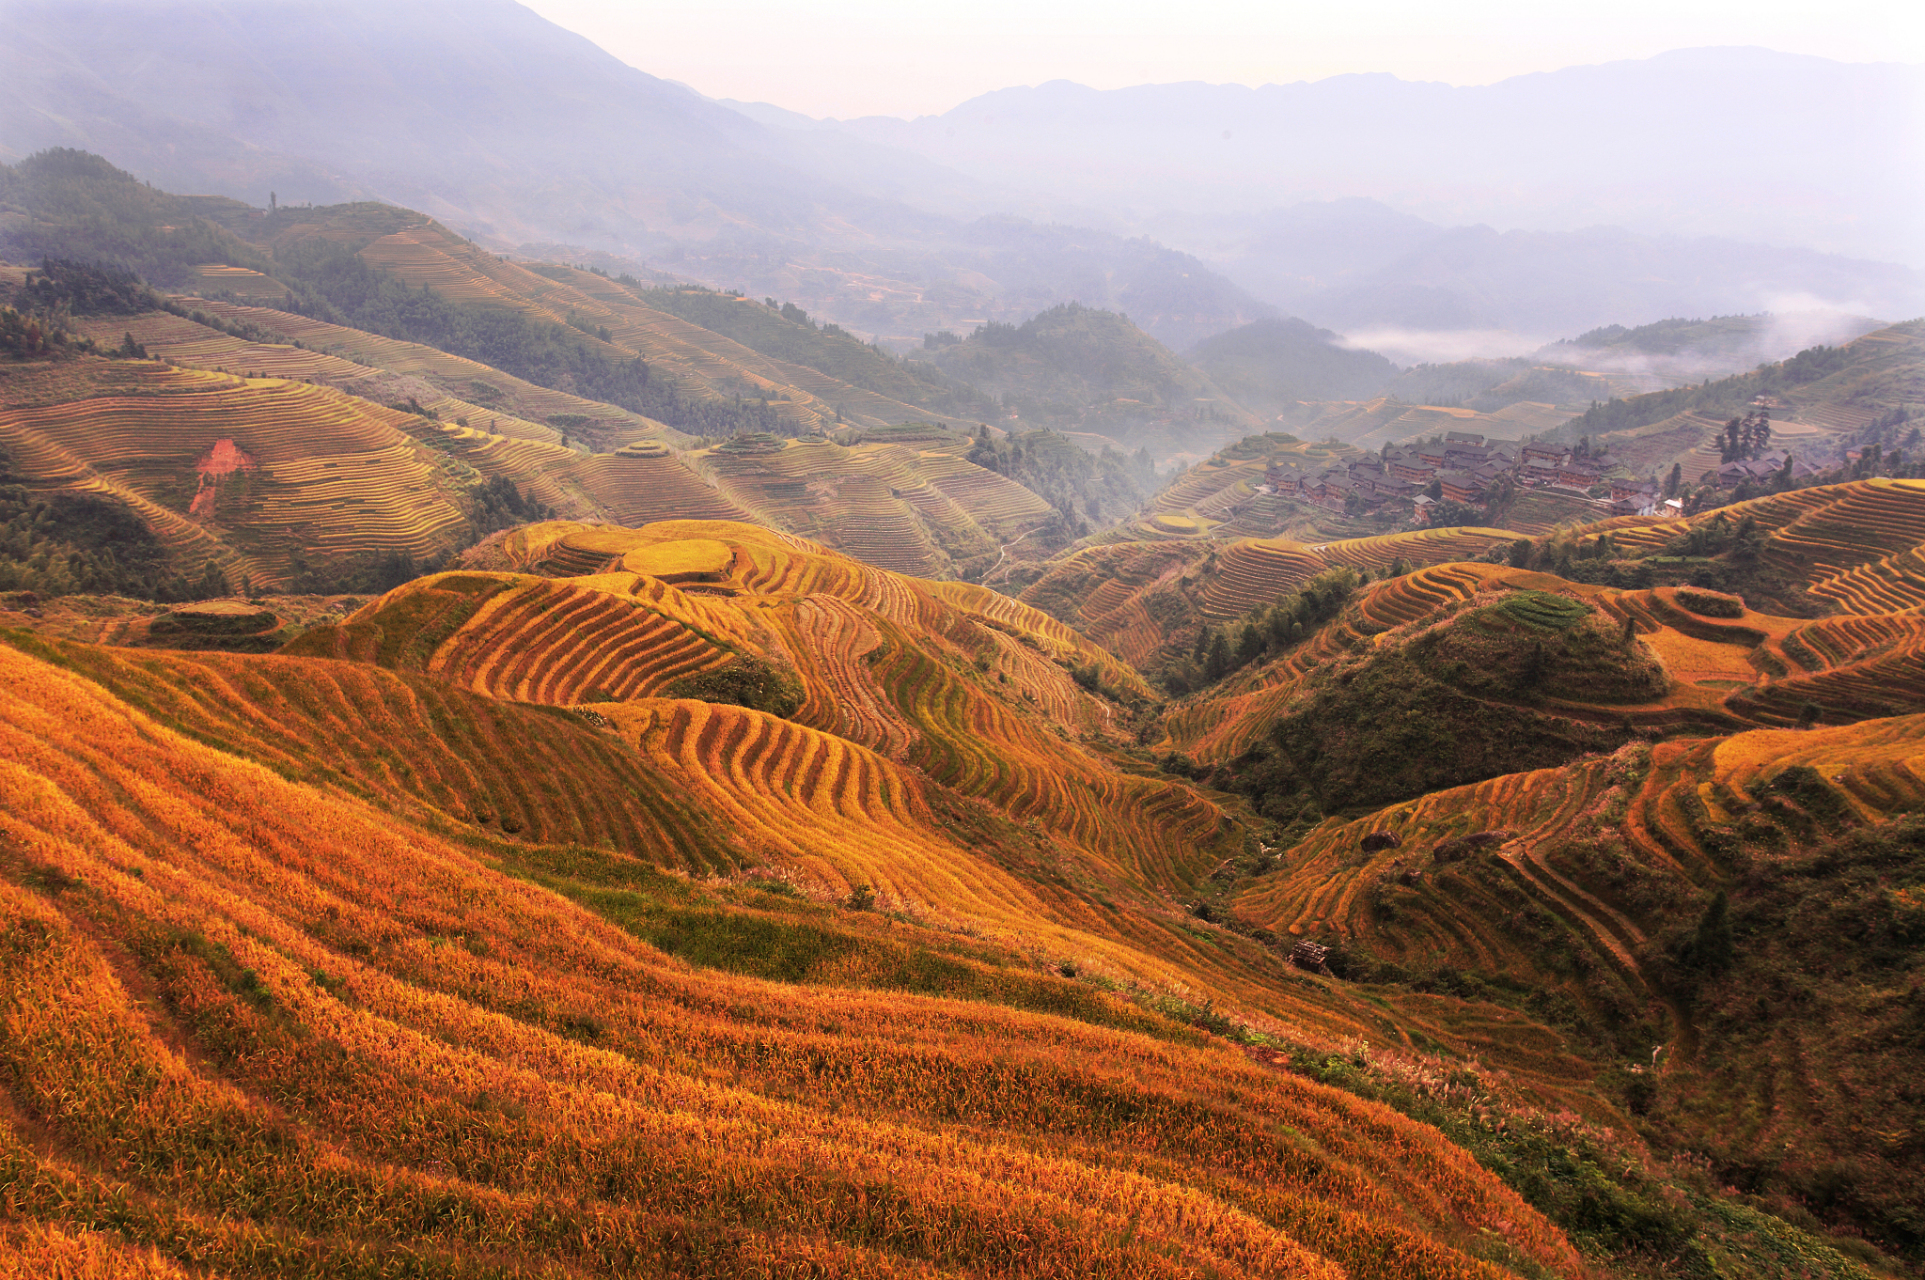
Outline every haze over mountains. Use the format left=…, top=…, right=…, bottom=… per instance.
left=5, top=1, right=1920, bottom=354
left=809, top=50, right=1925, bottom=265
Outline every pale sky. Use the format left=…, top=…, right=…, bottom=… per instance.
left=520, top=0, right=1923, bottom=118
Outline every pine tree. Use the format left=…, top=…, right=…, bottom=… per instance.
left=1690, top=890, right=1734, bottom=971
left=1204, top=631, right=1231, bottom=682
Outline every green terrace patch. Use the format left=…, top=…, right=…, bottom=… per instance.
left=1497, top=589, right=1591, bottom=630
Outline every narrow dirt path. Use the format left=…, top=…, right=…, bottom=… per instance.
left=983, top=527, right=1037, bottom=585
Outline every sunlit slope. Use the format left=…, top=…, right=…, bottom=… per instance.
left=0, top=359, right=474, bottom=586
left=1153, top=480, right=1925, bottom=769
left=1203, top=528, right=1522, bottom=620
left=83, top=305, right=758, bottom=526
left=0, top=630, right=728, bottom=865
left=1019, top=526, right=1522, bottom=671
left=286, top=217, right=986, bottom=433
left=25, top=317, right=1057, bottom=579
left=75, top=302, right=679, bottom=451
left=0, top=628, right=1187, bottom=991
left=1016, top=541, right=1214, bottom=668
left=0, top=639, right=1586, bottom=1280
left=690, top=435, right=1055, bottom=578
left=189, top=262, right=297, bottom=302
left=289, top=522, right=1212, bottom=894
left=1588, top=479, right=1925, bottom=608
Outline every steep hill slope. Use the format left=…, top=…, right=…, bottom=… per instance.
left=244, top=208, right=986, bottom=437
left=2, top=508, right=1905, bottom=1277
left=283, top=521, right=1210, bottom=887
left=3, top=631, right=1602, bottom=1280
left=1228, top=718, right=1925, bottom=1265
left=917, top=303, right=1262, bottom=456
left=0, top=358, right=482, bottom=590
left=1118, top=479, right=1925, bottom=1262
left=10, top=284, right=1076, bottom=585
left=1022, top=525, right=1522, bottom=670
left=1187, top=317, right=1400, bottom=414
left=1154, top=481, right=1925, bottom=765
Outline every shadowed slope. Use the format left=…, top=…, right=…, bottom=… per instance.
left=1233, top=715, right=1925, bottom=1033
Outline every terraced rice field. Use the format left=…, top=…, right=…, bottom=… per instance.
left=309, top=523, right=1206, bottom=897
left=1579, top=482, right=1925, bottom=590
left=1162, top=563, right=1520, bottom=762
left=67, top=305, right=1045, bottom=576
left=191, top=263, right=295, bottom=302
left=311, top=573, right=747, bottom=704
left=79, top=308, right=584, bottom=450
left=6, top=635, right=731, bottom=865
left=180, top=299, right=683, bottom=448
left=1731, top=609, right=1925, bottom=724
left=1502, top=489, right=1613, bottom=535
left=1017, top=543, right=1211, bottom=669
left=1589, top=410, right=1718, bottom=478
left=927, top=579, right=1153, bottom=700
left=1784, top=401, right=1877, bottom=434
left=1199, top=527, right=1518, bottom=621
left=1, top=635, right=1591, bottom=1280
left=909, top=450, right=1056, bottom=535
left=0, top=362, right=472, bottom=582
left=357, top=227, right=528, bottom=306
left=693, top=439, right=1053, bottom=578
left=1168, top=537, right=1925, bottom=766
left=1755, top=479, right=1925, bottom=580
left=1233, top=716, right=1925, bottom=1032
left=571, top=451, right=753, bottom=526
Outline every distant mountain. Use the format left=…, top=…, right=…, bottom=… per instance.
left=1130, top=200, right=1925, bottom=347
left=829, top=50, right=1925, bottom=268
left=656, top=215, right=1277, bottom=352
left=1286, top=223, right=1924, bottom=342
left=1185, top=317, right=1398, bottom=415
left=916, top=303, right=1261, bottom=453
left=0, top=0, right=1271, bottom=351
left=1535, top=310, right=1890, bottom=386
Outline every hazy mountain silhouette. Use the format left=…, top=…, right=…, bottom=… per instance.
left=0, top=0, right=1281, bottom=348
left=5, top=6, right=1917, bottom=353
left=828, top=50, right=1925, bottom=267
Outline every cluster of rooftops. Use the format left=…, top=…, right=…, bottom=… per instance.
left=1256, top=427, right=1820, bottom=525
left=1260, top=432, right=1651, bottom=519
